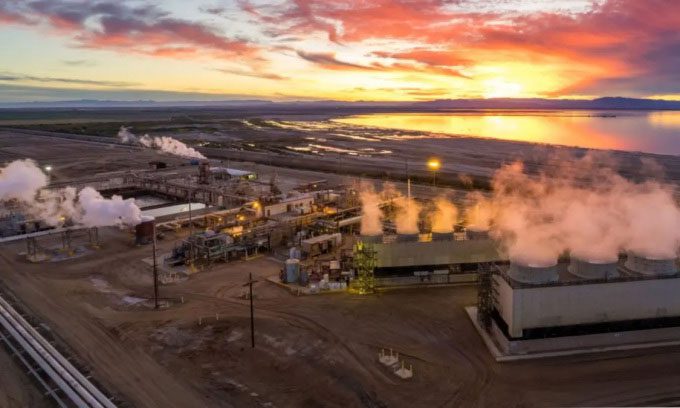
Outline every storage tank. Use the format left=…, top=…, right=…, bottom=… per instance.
left=135, top=215, right=155, bottom=245
left=568, top=257, right=619, bottom=280
left=360, top=234, right=383, bottom=244
left=285, top=259, right=301, bottom=283
left=624, top=253, right=678, bottom=276
left=507, top=261, right=559, bottom=284
left=289, top=246, right=301, bottom=260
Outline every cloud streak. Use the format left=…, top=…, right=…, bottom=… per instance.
left=0, top=73, right=137, bottom=87
left=1, top=0, right=256, bottom=61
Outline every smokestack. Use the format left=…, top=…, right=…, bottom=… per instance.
left=568, top=257, right=619, bottom=280
left=507, top=260, right=559, bottom=284
left=624, top=253, right=678, bottom=277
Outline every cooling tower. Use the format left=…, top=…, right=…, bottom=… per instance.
left=466, top=227, right=489, bottom=240
left=568, top=257, right=619, bottom=280
left=507, top=261, right=559, bottom=284
left=431, top=231, right=453, bottom=241
left=397, top=233, right=419, bottom=243
left=360, top=234, right=383, bottom=244
left=624, top=253, right=678, bottom=276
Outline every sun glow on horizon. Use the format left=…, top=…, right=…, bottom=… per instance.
left=482, top=78, right=524, bottom=98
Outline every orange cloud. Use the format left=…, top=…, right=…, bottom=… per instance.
left=248, top=0, right=680, bottom=97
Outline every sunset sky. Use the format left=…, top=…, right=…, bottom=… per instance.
left=1, top=0, right=679, bottom=102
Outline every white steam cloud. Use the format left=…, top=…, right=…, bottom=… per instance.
left=117, top=126, right=206, bottom=159
left=465, top=191, right=493, bottom=232
left=77, top=187, right=141, bottom=227
left=0, top=159, right=141, bottom=228
left=394, top=196, right=421, bottom=235
left=359, top=183, right=383, bottom=236
left=475, top=153, right=680, bottom=265
left=0, top=159, right=48, bottom=202
left=431, top=197, right=457, bottom=233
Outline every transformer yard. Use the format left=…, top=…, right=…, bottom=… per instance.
left=3, top=126, right=680, bottom=408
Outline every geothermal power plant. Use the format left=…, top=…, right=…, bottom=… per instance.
left=2, top=122, right=680, bottom=406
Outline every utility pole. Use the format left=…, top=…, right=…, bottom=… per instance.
left=152, top=221, right=159, bottom=309
left=188, top=188, right=193, bottom=237
left=243, top=273, right=258, bottom=348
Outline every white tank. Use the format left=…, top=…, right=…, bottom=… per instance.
left=285, top=258, right=300, bottom=283
left=508, top=261, right=559, bottom=284
left=568, top=257, right=619, bottom=280
left=624, top=253, right=678, bottom=276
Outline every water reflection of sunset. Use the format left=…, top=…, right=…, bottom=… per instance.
left=336, top=111, right=680, bottom=155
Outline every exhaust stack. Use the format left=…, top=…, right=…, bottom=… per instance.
left=568, top=257, right=619, bottom=280
left=624, top=253, right=678, bottom=276
left=507, top=261, right=559, bottom=284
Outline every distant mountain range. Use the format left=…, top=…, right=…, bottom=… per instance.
left=1, top=96, right=680, bottom=110
left=411, top=97, right=680, bottom=110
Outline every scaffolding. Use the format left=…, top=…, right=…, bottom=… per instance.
left=477, top=262, right=493, bottom=331
left=351, top=240, right=377, bottom=294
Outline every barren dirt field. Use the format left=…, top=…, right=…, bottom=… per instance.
left=2, top=227, right=680, bottom=407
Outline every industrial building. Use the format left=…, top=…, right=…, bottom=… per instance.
left=356, top=228, right=503, bottom=287
left=475, top=253, right=680, bottom=356
left=263, top=194, right=315, bottom=218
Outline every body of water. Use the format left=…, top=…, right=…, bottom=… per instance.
left=335, top=111, right=680, bottom=156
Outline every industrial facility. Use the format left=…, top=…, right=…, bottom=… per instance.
left=471, top=253, right=680, bottom=358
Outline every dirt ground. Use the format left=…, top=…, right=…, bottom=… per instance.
left=0, top=346, right=52, bottom=408
left=2, top=227, right=680, bottom=408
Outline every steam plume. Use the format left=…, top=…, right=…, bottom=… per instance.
left=394, top=196, right=421, bottom=234
left=0, top=159, right=141, bottom=228
left=465, top=192, right=493, bottom=232
left=0, top=159, right=48, bottom=202
left=476, top=153, right=680, bottom=265
left=117, top=126, right=206, bottom=159
left=431, top=197, right=457, bottom=233
left=77, top=187, right=141, bottom=227
left=359, top=183, right=382, bottom=236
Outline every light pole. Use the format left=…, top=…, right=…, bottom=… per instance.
left=427, top=158, right=441, bottom=187
left=44, top=165, right=53, bottom=183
